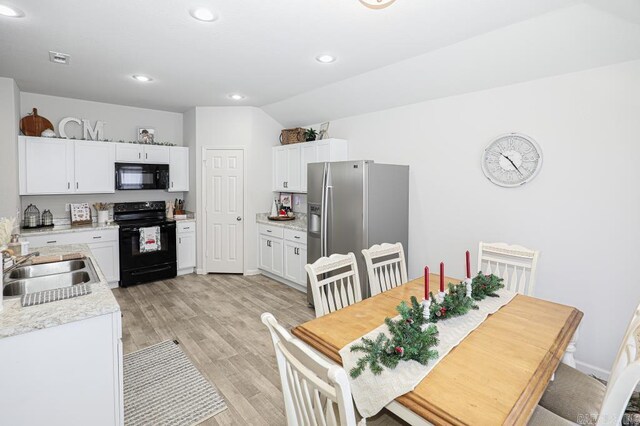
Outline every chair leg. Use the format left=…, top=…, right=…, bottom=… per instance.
left=562, top=326, right=579, bottom=368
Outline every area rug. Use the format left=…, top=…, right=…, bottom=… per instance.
left=124, top=340, right=227, bottom=426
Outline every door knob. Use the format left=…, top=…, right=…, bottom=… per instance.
left=237, top=216, right=242, bottom=221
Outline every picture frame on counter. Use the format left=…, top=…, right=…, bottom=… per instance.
left=279, top=193, right=292, bottom=209
left=318, top=122, right=330, bottom=140
left=137, top=127, right=155, bottom=144
left=70, top=203, right=92, bottom=226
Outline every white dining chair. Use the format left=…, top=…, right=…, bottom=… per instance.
left=477, top=241, right=540, bottom=296
left=362, top=243, right=408, bottom=297
left=539, top=302, right=640, bottom=425
left=305, top=253, right=363, bottom=318
left=261, top=313, right=359, bottom=426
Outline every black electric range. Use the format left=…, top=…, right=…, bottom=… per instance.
left=113, top=201, right=176, bottom=287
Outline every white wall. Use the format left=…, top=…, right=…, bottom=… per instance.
left=0, top=77, right=20, bottom=220
left=20, top=92, right=183, bottom=143
left=18, top=93, right=185, bottom=219
left=303, top=60, right=640, bottom=376
left=190, top=107, right=281, bottom=274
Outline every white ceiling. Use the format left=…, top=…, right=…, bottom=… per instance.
left=0, top=0, right=580, bottom=114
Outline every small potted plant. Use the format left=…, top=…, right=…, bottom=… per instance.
left=304, top=128, right=317, bottom=142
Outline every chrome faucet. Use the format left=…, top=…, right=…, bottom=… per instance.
left=2, top=251, right=40, bottom=274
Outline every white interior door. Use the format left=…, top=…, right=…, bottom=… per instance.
left=205, top=149, right=244, bottom=273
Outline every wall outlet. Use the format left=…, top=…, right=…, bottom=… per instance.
left=65, top=203, right=70, bottom=212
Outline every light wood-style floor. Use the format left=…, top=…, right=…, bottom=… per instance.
left=112, top=273, right=406, bottom=425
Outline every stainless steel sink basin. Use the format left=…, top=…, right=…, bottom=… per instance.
left=3, top=257, right=99, bottom=298
left=8, top=260, right=86, bottom=279
left=3, top=271, right=92, bottom=297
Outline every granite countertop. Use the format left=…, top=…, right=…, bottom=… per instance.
left=20, top=222, right=119, bottom=237
left=256, top=213, right=307, bottom=232
left=0, top=244, right=121, bottom=339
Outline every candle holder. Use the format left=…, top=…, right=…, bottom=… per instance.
left=421, top=298, right=431, bottom=322
left=436, top=291, right=446, bottom=304
left=464, top=278, right=473, bottom=298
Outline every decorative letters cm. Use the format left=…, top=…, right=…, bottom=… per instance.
left=58, top=117, right=105, bottom=140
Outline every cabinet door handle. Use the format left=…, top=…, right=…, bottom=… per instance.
left=183, top=227, right=190, bottom=230
left=76, top=182, right=79, bottom=190
left=294, top=236, right=300, bottom=239
left=266, top=230, right=272, bottom=233
left=179, top=237, right=182, bottom=244
left=145, top=153, right=148, bottom=160
left=138, top=152, right=141, bottom=159
left=47, top=240, right=57, bottom=244
left=67, top=182, right=70, bottom=189
left=92, top=236, right=102, bottom=239
left=171, top=181, right=174, bottom=188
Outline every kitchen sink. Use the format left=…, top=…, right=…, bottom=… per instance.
left=8, top=260, right=86, bottom=279
left=3, top=258, right=99, bottom=298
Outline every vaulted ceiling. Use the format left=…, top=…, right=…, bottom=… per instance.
left=1, top=0, right=638, bottom=126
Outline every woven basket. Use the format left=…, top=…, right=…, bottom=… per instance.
left=280, top=128, right=306, bottom=145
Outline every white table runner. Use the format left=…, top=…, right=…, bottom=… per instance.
left=339, top=288, right=517, bottom=418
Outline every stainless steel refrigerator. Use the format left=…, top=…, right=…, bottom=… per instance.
left=307, top=160, right=409, bottom=304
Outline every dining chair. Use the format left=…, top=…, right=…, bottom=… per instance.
left=261, top=313, right=359, bottom=426
left=305, top=253, right=363, bottom=318
left=362, top=242, right=408, bottom=297
left=477, top=241, right=540, bottom=296
left=539, top=302, right=640, bottom=425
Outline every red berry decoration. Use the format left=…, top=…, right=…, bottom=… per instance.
left=440, top=307, right=447, bottom=317
left=395, top=346, right=404, bottom=356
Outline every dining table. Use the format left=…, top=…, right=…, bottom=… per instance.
left=291, top=274, right=583, bottom=426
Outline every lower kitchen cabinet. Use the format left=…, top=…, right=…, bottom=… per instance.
left=177, top=221, right=196, bottom=275
left=0, top=311, right=123, bottom=426
left=23, top=228, right=120, bottom=286
left=258, top=224, right=306, bottom=291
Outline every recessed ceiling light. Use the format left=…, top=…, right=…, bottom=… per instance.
left=316, top=54, right=336, bottom=64
left=228, top=94, right=245, bottom=101
left=49, top=51, right=71, bottom=65
left=190, top=7, right=217, bottom=22
left=0, top=4, right=24, bottom=17
left=132, top=75, right=153, bottom=82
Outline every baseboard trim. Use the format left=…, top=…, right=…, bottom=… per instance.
left=244, top=269, right=260, bottom=276
left=575, top=359, right=610, bottom=380
left=259, top=269, right=307, bottom=293
left=196, top=268, right=205, bottom=275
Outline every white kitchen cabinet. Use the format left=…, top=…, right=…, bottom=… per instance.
left=0, top=311, right=123, bottom=426
left=143, top=145, right=170, bottom=163
left=20, top=137, right=74, bottom=195
left=74, top=141, right=115, bottom=193
left=24, top=228, right=120, bottom=286
left=258, top=234, right=284, bottom=276
left=273, top=139, right=348, bottom=193
left=258, top=224, right=306, bottom=290
left=284, top=240, right=306, bottom=285
left=169, top=146, right=190, bottom=192
left=115, top=144, right=143, bottom=162
left=273, top=144, right=301, bottom=192
left=177, top=221, right=196, bottom=275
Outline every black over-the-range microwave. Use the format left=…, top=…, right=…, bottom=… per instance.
left=114, top=163, right=170, bottom=190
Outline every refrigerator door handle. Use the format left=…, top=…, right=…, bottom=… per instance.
left=320, top=163, right=328, bottom=258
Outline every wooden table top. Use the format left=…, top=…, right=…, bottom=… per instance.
left=291, top=274, right=583, bottom=426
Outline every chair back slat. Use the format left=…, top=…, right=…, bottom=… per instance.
left=261, top=313, right=357, bottom=426
left=305, top=253, right=362, bottom=318
left=362, top=243, right=408, bottom=296
left=598, top=309, right=640, bottom=425
left=477, top=242, right=539, bottom=296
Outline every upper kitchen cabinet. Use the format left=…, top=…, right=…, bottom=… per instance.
left=19, top=137, right=115, bottom=195
left=272, top=139, right=348, bottom=193
left=20, top=137, right=74, bottom=195
left=115, top=144, right=170, bottom=164
left=168, top=146, right=189, bottom=192
left=273, top=144, right=301, bottom=192
left=74, top=141, right=115, bottom=193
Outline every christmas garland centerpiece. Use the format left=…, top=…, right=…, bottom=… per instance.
left=349, top=296, right=439, bottom=378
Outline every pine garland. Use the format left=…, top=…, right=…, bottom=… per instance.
left=349, top=296, right=439, bottom=378
left=348, top=273, right=505, bottom=378
left=471, top=272, right=504, bottom=300
left=428, top=282, right=478, bottom=322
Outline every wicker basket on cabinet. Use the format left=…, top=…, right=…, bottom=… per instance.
left=280, top=128, right=306, bottom=145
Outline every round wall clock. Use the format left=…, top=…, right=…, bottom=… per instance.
left=481, top=133, right=542, bottom=187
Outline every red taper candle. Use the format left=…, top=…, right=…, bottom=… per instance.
left=466, top=250, right=471, bottom=279
left=440, top=262, right=445, bottom=292
left=424, top=266, right=430, bottom=299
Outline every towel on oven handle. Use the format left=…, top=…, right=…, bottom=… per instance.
left=139, top=226, right=161, bottom=253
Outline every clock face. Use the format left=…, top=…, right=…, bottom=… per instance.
left=481, top=133, right=542, bottom=187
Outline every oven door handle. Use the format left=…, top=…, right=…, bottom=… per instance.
left=130, top=265, right=173, bottom=276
